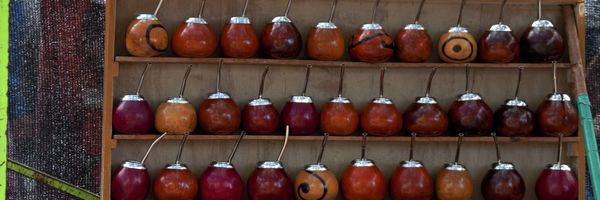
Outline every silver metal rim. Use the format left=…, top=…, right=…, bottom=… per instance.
left=257, top=161, right=284, bottom=169
left=372, top=97, right=393, bottom=104
left=316, top=22, right=337, bottom=29
left=416, top=96, right=438, bottom=104
left=229, top=16, right=251, bottom=24
left=137, top=14, right=158, bottom=20
left=489, top=24, right=512, bottom=32
left=121, top=94, right=145, bottom=101
left=361, top=23, right=383, bottom=30
left=449, top=26, right=469, bottom=33
left=444, top=163, right=467, bottom=171
left=492, top=162, right=515, bottom=170
left=207, top=92, right=232, bottom=99
left=186, top=17, right=208, bottom=24
left=532, top=19, right=555, bottom=28
left=547, top=163, right=571, bottom=171
left=165, top=163, right=189, bottom=170
left=122, top=160, right=146, bottom=170
left=305, top=164, right=328, bottom=171
left=351, top=159, right=375, bottom=167
left=167, top=97, right=190, bottom=104
left=271, top=16, right=292, bottom=23
left=404, top=23, right=425, bottom=30
left=547, top=93, right=572, bottom=102
left=210, top=161, right=235, bottom=168
left=248, top=98, right=273, bottom=106
left=505, top=98, right=527, bottom=107
left=290, top=95, right=313, bottom=103
left=329, top=96, right=351, bottom=103
left=400, top=160, right=424, bottom=168
left=458, top=92, right=483, bottom=101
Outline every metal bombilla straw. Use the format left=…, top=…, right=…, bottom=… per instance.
left=283, top=0, right=294, bottom=17
left=316, top=133, right=330, bottom=165
left=241, top=0, right=251, bottom=17
left=258, top=66, right=270, bottom=99
left=179, top=65, right=193, bottom=98
left=492, top=132, right=503, bottom=163
left=337, top=65, right=346, bottom=98
left=327, top=0, right=338, bottom=23
left=498, top=0, right=508, bottom=24
left=227, top=131, right=247, bottom=163
left=456, top=0, right=467, bottom=27
left=153, top=0, right=165, bottom=16
left=301, top=65, right=312, bottom=96
left=538, top=0, right=543, bottom=20
left=552, top=61, right=558, bottom=95
left=215, top=59, right=224, bottom=93
left=361, top=132, right=368, bottom=160
left=370, top=0, right=382, bottom=24
left=140, top=132, right=169, bottom=164
left=277, top=126, right=291, bottom=162
left=454, top=133, right=464, bottom=165
left=514, top=67, right=524, bottom=100
left=175, top=132, right=191, bottom=164
left=135, top=63, right=151, bottom=96
left=409, top=132, right=417, bottom=161
left=557, top=133, right=564, bottom=166
left=379, top=67, right=386, bottom=98
left=414, top=0, right=427, bottom=24
left=464, top=64, right=475, bottom=93
left=425, top=67, right=438, bottom=97
left=198, top=0, right=207, bottom=18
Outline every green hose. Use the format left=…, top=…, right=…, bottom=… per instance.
left=577, top=94, right=600, bottom=199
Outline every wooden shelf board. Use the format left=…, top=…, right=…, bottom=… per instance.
left=113, top=134, right=578, bottom=143
left=114, top=56, right=572, bottom=69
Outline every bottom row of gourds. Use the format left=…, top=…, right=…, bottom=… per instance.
left=111, top=127, right=577, bottom=200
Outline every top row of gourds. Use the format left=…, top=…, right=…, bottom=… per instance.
left=124, top=0, right=564, bottom=63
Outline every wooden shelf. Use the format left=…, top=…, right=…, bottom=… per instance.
left=114, top=56, right=572, bottom=69
left=113, top=134, right=579, bottom=143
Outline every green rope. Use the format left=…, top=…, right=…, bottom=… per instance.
left=7, top=159, right=100, bottom=199
left=0, top=0, right=9, bottom=198
left=577, top=94, right=600, bottom=199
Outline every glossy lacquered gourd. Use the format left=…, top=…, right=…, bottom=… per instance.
left=199, top=132, right=246, bottom=200
left=349, top=0, right=393, bottom=63
left=479, top=25, right=519, bottom=63
left=155, top=65, right=197, bottom=134
left=307, top=23, right=345, bottom=61
left=221, top=1, right=259, bottom=58
left=537, top=62, right=578, bottom=137
left=294, top=134, right=338, bottom=200
left=360, top=68, right=402, bottom=136
left=521, top=0, right=565, bottom=62
left=112, top=133, right=168, bottom=200
left=247, top=128, right=293, bottom=200
left=125, top=14, right=168, bottom=57
left=172, top=17, right=217, bottom=58
left=153, top=164, right=198, bottom=200
left=404, top=68, right=448, bottom=136
left=242, top=67, right=279, bottom=134
left=321, top=67, right=358, bottom=135
left=341, top=134, right=386, bottom=200
left=481, top=134, right=525, bottom=200
left=396, top=0, right=432, bottom=62
left=390, top=134, right=433, bottom=200
left=199, top=60, right=241, bottom=135
left=281, top=66, right=319, bottom=135
left=495, top=68, right=534, bottom=136
left=535, top=135, right=578, bottom=200
left=113, top=64, right=153, bottom=135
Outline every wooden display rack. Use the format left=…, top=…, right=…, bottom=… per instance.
left=103, top=0, right=591, bottom=199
